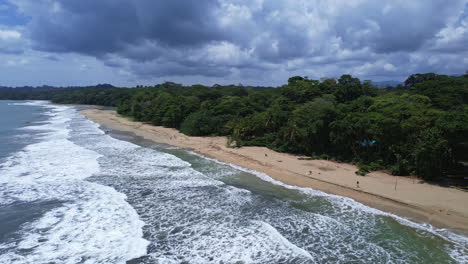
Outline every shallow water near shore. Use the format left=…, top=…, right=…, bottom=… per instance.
left=0, top=101, right=467, bottom=264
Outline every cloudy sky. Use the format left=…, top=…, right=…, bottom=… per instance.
left=0, top=0, right=467, bottom=87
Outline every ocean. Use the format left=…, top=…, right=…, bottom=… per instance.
left=0, top=100, right=466, bottom=264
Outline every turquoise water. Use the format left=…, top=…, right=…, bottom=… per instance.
left=0, top=101, right=466, bottom=263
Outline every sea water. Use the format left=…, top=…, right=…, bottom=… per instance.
left=0, top=101, right=466, bottom=264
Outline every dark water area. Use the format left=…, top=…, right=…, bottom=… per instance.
left=0, top=101, right=467, bottom=264
left=0, top=200, right=63, bottom=242
left=0, top=101, right=58, bottom=249
left=0, top=101, right=49, bottom=160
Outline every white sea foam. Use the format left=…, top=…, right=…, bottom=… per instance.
left=1, top=182, right=148, bottom=264
left=8, top=101, right=49, bottom=106
left=188, top=151, right=468, bottom=263
left=0, top=139, right=100, bottom=182
left=255, top=221, right=314, bottom=260
left=143, top=211, right=317, bottom=263
left=60, top=118, right=317, bottom=263
left=0, top=102, right=149, bottom=264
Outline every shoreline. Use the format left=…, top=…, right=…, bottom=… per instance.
left=80, top=108, right=468, bottom=234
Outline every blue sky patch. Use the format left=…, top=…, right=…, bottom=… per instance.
left=0, top=0, right=30, bottom=26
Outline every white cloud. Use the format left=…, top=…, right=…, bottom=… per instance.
left=0, top=27, right=27, bottom=54
left=202, top=41, right=254, bottom=66
left=430, top=16, right=467, bottom=52
left=384, top=63, right=397, bottom=72
left=0, top=30, right=21, bottom=41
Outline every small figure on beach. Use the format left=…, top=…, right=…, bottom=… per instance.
left=309, top=170, right=312, bottom=175
left=265, top=153, right=268, bottom=157
left=356, top=181, right=360, bottom=188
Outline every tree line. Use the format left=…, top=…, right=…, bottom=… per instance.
left=1, top=73, right=467, bottom=181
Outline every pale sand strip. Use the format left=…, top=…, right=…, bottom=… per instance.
left=81, top=109, right=468, bottom=233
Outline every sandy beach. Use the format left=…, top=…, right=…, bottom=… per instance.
left=81, top=109, right=468, bottom=233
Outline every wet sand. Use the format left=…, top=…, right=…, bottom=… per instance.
left=81, top=109, right=468, bottom=234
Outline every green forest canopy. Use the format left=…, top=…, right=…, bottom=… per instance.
left=1, top=73, right=467, bottom=181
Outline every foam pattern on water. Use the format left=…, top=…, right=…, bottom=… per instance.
left=190, top=152, right=468, bottom=263
left=0, top=104, right=148, bottom=264
left=65, top=117, right=323, bottom=263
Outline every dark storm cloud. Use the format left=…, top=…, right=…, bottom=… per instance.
left=134, top=0, right=223, bottom=47
left=44, top=54, right=60, bottom=61
left=131, top=60, right=231, bottom=78
left=22, top=0, right=222, bottom=56
left=27, top=0, right=140, bottom=55
left=5, top=0, right=468, bottom=83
